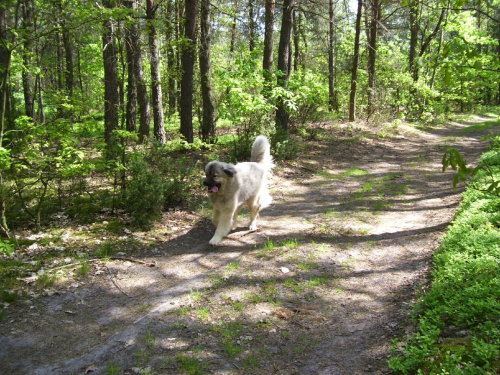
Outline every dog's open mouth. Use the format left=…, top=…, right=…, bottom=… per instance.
left=207, top=183, right=221, bottom=193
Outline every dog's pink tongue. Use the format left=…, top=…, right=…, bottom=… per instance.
left=210, top=186, right=219, bottom=193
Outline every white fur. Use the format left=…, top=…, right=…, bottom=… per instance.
left=204, top=136, right=274, bottom=245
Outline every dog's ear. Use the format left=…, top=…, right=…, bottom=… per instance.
left=223, top=164, right=237, bottom=177
left=204, top=161, right=214, bottom=174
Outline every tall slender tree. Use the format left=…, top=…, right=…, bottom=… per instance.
left=0, top=4, right=11, bottom=238
left=262, top=0, right=275, bottom=89
left=180, top=0, right=196, bottom=143
left=348, top=0, right=363, bottom=122
left=229, top=0, right=238, bottom=53
left=276, top=0, right=294, bottom=131
left=293, top=9, right=306, bottom=71
left=367, top=0, right=381, bottom=117
left=328, top=0, right=338, bottom=112
left=102, top=0, right=120, bottom=150
left=0, top=4, right=9, bottom=130
left=166, top=0, right=177, bottom=116
left=408, top=0, right=419, bottom=82
left=199, top=0, right=216, bottom=141
left=146, top=0, right=166, bottom=143
left=248, top=0, right=255, bottom=51
left=124, top=1, right=137, bottom=133
left=57, top=0, right=74, bottom=100
left=62, top=24, right=74, bottom=99
left=21, top=0, right=35, bottom=119
left=127, top=0, right=151, bottom=143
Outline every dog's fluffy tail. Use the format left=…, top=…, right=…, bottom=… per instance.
left=251, top=135, right=274, bottom=171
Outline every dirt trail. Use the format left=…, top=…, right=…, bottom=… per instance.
left=0, top=117, right=495, bottom=375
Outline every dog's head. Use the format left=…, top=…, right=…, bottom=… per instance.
left=203, top=161, right=237, bottom=193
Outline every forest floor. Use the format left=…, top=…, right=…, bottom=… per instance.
left=0, top=115, right=497, bottom=375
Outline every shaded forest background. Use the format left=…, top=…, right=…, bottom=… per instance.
left=0, top=0, right=499, bottom=237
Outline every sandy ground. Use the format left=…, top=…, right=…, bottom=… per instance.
left=0, top=116, right=495, bottom=375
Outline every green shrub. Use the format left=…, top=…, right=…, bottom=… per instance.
left=126, top=154, right=166, bottom=228
left=390, top=136, right=500, bottom=374
left=271, top=129, right=299, bottom=161
left=0, top=240, right=15, bottom=256
left=142, top=144, right=202, bottom=206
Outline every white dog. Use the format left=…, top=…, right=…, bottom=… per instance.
left=203, top=135, right=274, bottom=245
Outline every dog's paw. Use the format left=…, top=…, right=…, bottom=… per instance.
left=209, top=236, right=222, bottom=246
left=249, top=224, right=258, bottom=231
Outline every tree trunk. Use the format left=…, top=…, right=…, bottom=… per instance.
left=124, top=1, right=137, bottom=133
left=367, top=0, right=381, bottom=117
left=293, top=9, right=306, bottom=71
left=56, top=22, right=64, bottom=92
left=0, top=5, right=11, bottom=238
left=166, top=0, right=177, bottom=116
left=328, top=0, right=338, bottom=112
left=36, top=74, right=45, bottom=123
left=248, top=0, right=255, bottom=52
left=262, top=0, right=275, bottom=87
left=408, top=0, right=419, bottom=82
left=61, top=19, right=74, bottom=98
left=199, top=0, right=216, bottom=141
left=102, top=0, right=120, bottom=150
left=127, top=0, right=151, bottom=142
left=276, top=0, right=294, bottom=132
left=22, top=0, right=35, bottom=119
left=146, top=0, right=166, bottom=144
left=180, top=0, right=196, bottom=143
left=0, top=6, right=10, bottom=138
left=348, top=0, right=362, bottom=122
left=430, top=25, right=446, bottom=89
left=418, top=7, right=447, bottom=69
left=230, top=0, right=238, bottom=53
left=293, top=9, right=299, bottom=71
left=136, top=56, right=151, bottom=143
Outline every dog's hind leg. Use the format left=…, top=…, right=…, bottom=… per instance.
left=231, top=206, right=243, bottom=230
left=248, top=205, right=261, bottom=231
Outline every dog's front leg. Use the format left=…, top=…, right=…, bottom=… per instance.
left=212, top=208, right=220, bottom=227
left=209, top=210, right=234, bottom=246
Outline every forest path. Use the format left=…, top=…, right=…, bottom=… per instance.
left=0, top=115, right=496, bottom=375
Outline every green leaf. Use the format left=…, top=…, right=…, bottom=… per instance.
left=443, top=68, right=452, bottom=86
left=0, top=147, right=11, bottom=170
left=0, top=240, right=15, bottom=256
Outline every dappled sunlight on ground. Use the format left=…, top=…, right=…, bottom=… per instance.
left=0, top=116, right=497, bottom=374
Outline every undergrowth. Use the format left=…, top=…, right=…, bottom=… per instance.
left=389, top=135, right=500, bottom=374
